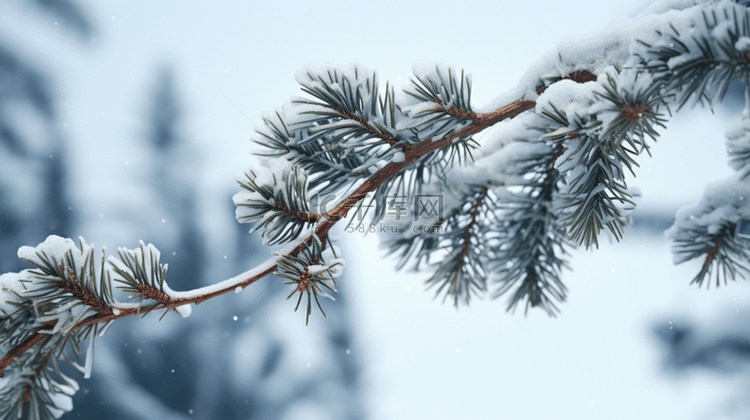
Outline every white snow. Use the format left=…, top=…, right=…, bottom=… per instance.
left=162, top=253, right=279, bottom=299
left=536, top=78, right=598, bottom=119
left=174, top=304, right=192, bottom=318
left=736, top=37, right=750, bottom=52
left=17, top=235, right=82, bottom=267
left=0, top=272, right=27, bottom=315
left=1, top=0, right=745, bottom=419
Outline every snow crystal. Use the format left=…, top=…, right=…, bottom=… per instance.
left=235, top=286, right=243, bottom=294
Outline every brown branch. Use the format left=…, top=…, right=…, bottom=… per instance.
left=0, top=98, right=537, bottom=376
left=702, top=236, right=722, bottom=273
left=451, top=189, right=488, bottom=285
left=0, top=322, right=55, bottom=378
left=273, top=202, right=322, bottom=223
left=296, top=267, right=312, bottom=293
left=621, top=104, right=646, bottom=122
left=59, top=267, right=113, bottom=315
left=334, top=107, right=397, bottom=145
left=546, top=144, right=565, bottom=183
left=536, top=70, right=597, bottom=95
left=136, top=283, right=172, bottom=304
left=445, top=105, right=477, bottom=120
left=691, top=230, right=727, bottom=288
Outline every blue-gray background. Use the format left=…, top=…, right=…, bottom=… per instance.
left=1, top=1, right=749, bottom=419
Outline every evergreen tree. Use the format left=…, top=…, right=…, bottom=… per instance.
left=655, top=313, right=750, bottom=419
left=0, top=0, right=83, bottom=273
left=4, top=0, right=750, bottom=418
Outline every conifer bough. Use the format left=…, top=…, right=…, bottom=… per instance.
left=2, top=0, right=750, bottom=418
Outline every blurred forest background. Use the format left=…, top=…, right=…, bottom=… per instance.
left=1, top=1, right=750, bottom=419
left=0, top=1, right=362, bottom=419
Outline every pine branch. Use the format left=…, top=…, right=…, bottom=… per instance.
left=276, top=234, right=342, bottom=325
left=401, top=64, right=476, bottom=141
left=537, top=67, right=664, bottom=249
left=253, top=110, right=373, bottom=196
left=490, top=142, right=570, bottom=316
left=423, top=187, right=489, bottom=307
left=633, top=1, right=750, bottom=108
left=15, top=2, right=750, bottom=409
left=233, top=163, right=323, bottom=245
left=668, top=176, right=750, bottom=288
left=292, top=66, right=408, bottom=162
left=535, top=70, right=598, bottom=95
left=0, top=96, right=537, bottom=388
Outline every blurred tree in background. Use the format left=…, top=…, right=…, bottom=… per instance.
left=0, top=1, right=363, bottom=418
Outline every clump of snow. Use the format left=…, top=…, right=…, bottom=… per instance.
left=725, top=113, right=750, bottom=170
left=735, top=36, right=750, bottom=52
left=481, top=16, right=632, bottom=113
left=8, top=235, right=113, bottom=334
left=319, top=247, right=345, bottom=279
left=235, top=159, right=294, bottom=196
left=307, top=265, right=329, bottom=276
left=536, top=79, right=598, bottom=119
left=589, top=67, right=658, bottom=139
left=479, top=0, right=729, bottom=116
left=392, top=151, right=405, bottom=163
left=632, top=0, right=750, bottom=90
left=110, top=240, right=167, bottom=289
left=44, top=375, right=78, bottom=417
left=18, top=234, right=83, bottom=268
left=667, top=172, right=750, bottom=263
left=0, top=272, right=27, bottom=315
left=233, top=160, right=300, bottom=230
left=451, top=139, right=550, bottom=188
left=636, top=0, right=710, bottom=17
left=174, top=304, right=192, bottom=318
